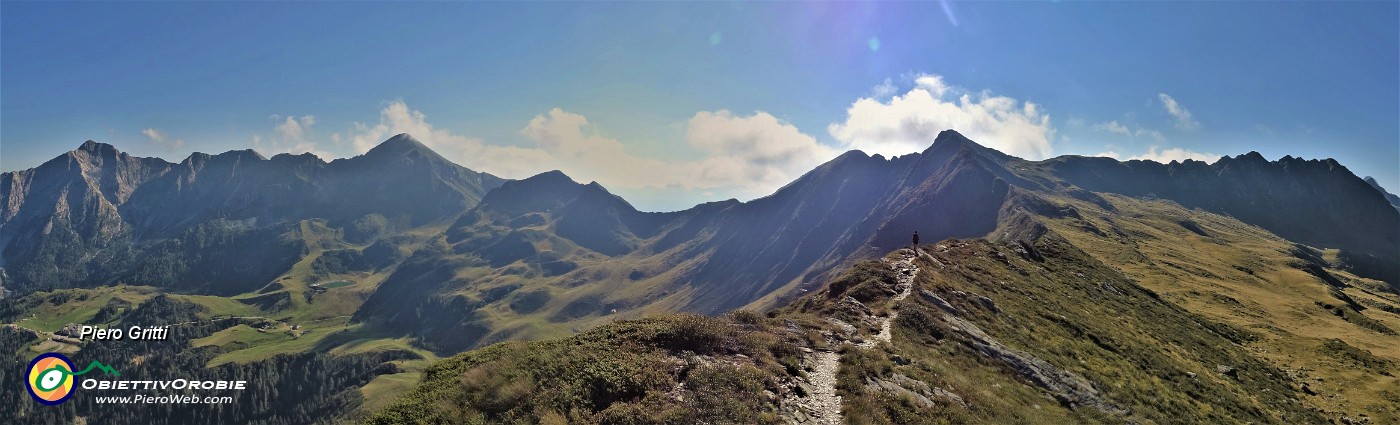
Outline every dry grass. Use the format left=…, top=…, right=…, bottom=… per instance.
left=1042, top=193, right=1400, bottom=422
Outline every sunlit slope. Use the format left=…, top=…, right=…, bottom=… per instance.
left=365, top=313, right=817, bottom=424
left=1035, top=192, right=1400, bottom=422
left=369, top=235, right=1336, bottom=424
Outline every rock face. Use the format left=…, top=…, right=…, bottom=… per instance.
left=0, top=142, right=173, bottom=289
left=1364, top=176, right=1400, bottom=213
left=865, top=373, right=967, bottom=409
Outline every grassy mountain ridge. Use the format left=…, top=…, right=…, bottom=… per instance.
left=366, top=162, right=1397, bottom=422
left=1035, top=192, right=1400, bottom=421
left=368, top=231, right=1359, bottom=423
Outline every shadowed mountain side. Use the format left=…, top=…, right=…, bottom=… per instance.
left=1043, top=153, right=1400, bottom=285
left=1365, top=176, right=1400, bottom=213
left=687, top=135, right=1018, bottom=313
left=352, top=129, right=1399, bottom=353
left=352, top=131, right=1041, bottom=352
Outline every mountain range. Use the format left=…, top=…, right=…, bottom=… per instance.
left=2, top=130, right=1398, bottom=423
left=2, top=131, right=1397, bottom=352
left=0, top=134, right=501, bottom=294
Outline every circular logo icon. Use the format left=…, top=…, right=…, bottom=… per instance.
left=27, top=353, right=76, bottom=405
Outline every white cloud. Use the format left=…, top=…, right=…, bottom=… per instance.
left=871, top=78, right=897, bottom=98
left=914, top=74, right=951, bottom=98
left=253, top=114, right=330, bottom=159
left=1134, top=128, right=1165, bottom=142
left=1158, top=93, right=1200, bottom=131
left=517, top=108, right=671, bottom=185
left=828, top=73, right=1054, bottom=160
left=141, top=127, right=165, bottom=141
left=1091, top=120, right=1130, bottom=136
left=1091, top=120, right=1165, bottom=142
left=684, top=110, right=841, bottom=191
left=337, top=102, right=839, bottom=203
left=275, top=115, right=315, bottom=143
left=343, top=101, right=551, bottom=178
left=141, top=128, right=184, bottom=151
left=517, top=108, right=838, bottom=196
left=1099, top=145, right=1218, bottom=163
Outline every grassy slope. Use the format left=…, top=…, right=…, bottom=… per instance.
left=11, top=285, right=156, bottom=332
left=878, top=238, right=1319, bottom=423
left=1039, top=193, right=1400, bottom=422
left=369, top=232, right=1336, bottom=424
left=365, top=313, right=814, bottom=424
left=784, top=250, right=1101, bottom=424
left=447, top=239, right=703, bottom=344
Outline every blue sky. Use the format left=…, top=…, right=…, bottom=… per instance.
left=3, top=2, right=1396, bottom=211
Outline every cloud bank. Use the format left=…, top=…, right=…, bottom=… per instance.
left=1091, top=120, right=1165, bottom=142
left=828, top=74, right=1054, bottom=160
left=1096, top=146, right=1219, bottom=164
left=254, top=114, right=329, bottom=158
left=336, top=102, right=839, bottom=206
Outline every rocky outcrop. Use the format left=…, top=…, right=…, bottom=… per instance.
left=865, top=372, right=967, bottom=409
left=921, top=289, right=1126, bottom=416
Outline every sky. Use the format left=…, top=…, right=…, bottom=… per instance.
left=2, top=2, right=1397, bottom=212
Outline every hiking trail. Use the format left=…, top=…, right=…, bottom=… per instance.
left=787, top=248, right=920, bottom=424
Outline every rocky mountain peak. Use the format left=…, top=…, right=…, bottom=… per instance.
left=77, top=140, right=118, bottom=153
left=362, top=133, right=433, bottom=158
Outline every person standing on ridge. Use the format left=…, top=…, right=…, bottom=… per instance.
left=912, top=231, right=919, bottom=249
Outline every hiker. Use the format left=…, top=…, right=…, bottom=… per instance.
left=912, top=231, right=919, bottom=248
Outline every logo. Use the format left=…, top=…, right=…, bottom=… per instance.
left=27, top=353, right=75, bottom=405
left=26, top=353, right=120, bottom=405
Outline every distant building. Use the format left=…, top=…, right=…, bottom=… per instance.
left=58, top=323, right=82, bottom=338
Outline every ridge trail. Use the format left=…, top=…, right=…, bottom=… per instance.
left=862, top=248, right=918, bottom=348
left=790, top=248, right=920, bottom=424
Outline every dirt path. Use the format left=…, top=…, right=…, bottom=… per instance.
left=788, top=351, right=844, bottom=424
left=790, top=248, right=921, bottom=424
left=860, top=248, right=918, bottom=348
